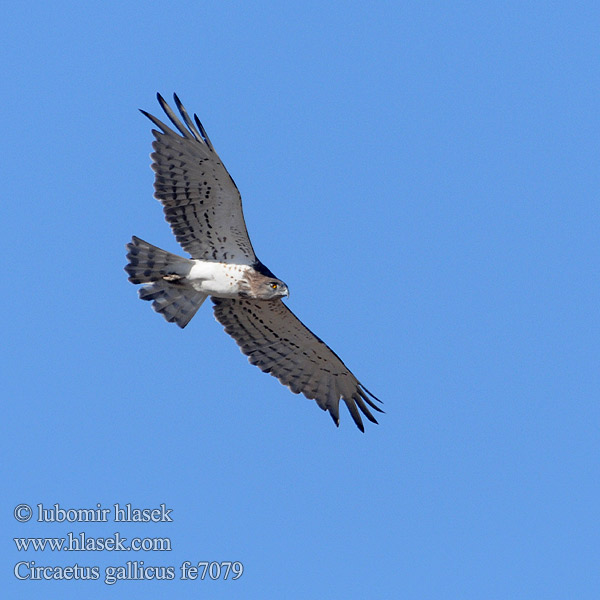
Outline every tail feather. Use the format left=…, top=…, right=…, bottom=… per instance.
left=125, top=236, right=207, bottom=328
left=125, top=235, right=190, bottom=283
left=138, top=281, right=207, bottom=328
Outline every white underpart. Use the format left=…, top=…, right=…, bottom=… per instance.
left=183, top=260, right=252, bottom=297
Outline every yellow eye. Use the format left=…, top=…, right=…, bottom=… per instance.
left=270, top=282, right=278, bottom=289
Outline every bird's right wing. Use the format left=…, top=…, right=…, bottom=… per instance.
left=212, top=298, right=383, bottom=431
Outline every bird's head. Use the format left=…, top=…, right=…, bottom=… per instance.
left=259, top=278, right=289, bottom=299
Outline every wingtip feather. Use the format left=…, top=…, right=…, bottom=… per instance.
left=361, top=384, right=383, bottom=404
left=156, top=92, right=167, bottom=108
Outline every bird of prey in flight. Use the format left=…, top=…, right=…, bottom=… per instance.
left=125, top=94, right=383, bottom=431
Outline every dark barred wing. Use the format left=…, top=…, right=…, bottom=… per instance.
left=141, top=93, right=257, bottom=263
left=212, top=298, right=383, bottom=431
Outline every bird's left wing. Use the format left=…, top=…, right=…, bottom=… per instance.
left=212, top=298, right=383, bottom=431
left=141, top=94, right=257, bottom=263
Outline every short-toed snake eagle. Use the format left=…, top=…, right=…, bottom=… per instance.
left=125, top=94, right=383, bottom=431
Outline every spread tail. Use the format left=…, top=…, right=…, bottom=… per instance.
left=125, top=236, right=207, bottom=328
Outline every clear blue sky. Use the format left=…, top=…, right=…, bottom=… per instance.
left=3, top=1, right=598, bottom=598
